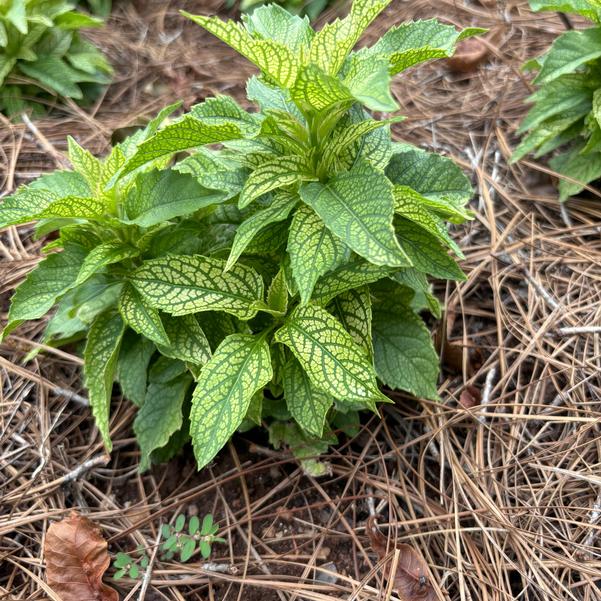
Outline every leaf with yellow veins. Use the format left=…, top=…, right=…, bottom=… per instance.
left=275, top=304, right=387, bottom=410
left=130, top=255, right=264, bottom=320
left=190, top=333, right=273, bottom=468
left=182, top=12, right=300, bottom=88
left=84, top=311, right=125, bottom=451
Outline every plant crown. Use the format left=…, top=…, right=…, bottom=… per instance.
left=0, top=0, right=112, bottom=115
left=513, top=0, right=601, bottom=200
left=1, top=0, right=478, bottom=473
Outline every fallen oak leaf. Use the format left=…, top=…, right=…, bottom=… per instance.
left=447, top=37, right=490, bottom=73
left=447, top=27, right=504, bottom=73
left=45, top=511, right=119, bottom=601
left=367, top=516, right=436, bottom=601
left=459, top=384, right=481, bottom=408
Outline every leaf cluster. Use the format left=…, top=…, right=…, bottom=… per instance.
left=227, top=0, right=334, bottom=22
left=513, top=0, right=601, bottom=200
left=0, top=0, right=112, bottom=115
left=1, top=0, right=476, bottom=471
left=113, top=513, right=223, bottom=579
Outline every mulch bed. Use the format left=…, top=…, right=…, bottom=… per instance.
left=2, top=1, right=601, bottom=599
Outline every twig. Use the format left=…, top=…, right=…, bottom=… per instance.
left=137, top=529, right=162, bottom=601
left=199, top=562, right=239, bottom=575
left=63, top=453, right=110, bottom=484
left=20, top=113, right=69, bottom=169
left=555, top=326, right=601, bottom=336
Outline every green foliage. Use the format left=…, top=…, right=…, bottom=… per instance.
left=1, top=1, right=474, bottom=471
left=112, top=513, right=223, bottom=579
left=0, top=0, right=112, bottom=115
left=228, top=0, right=335, bottom=22
left=513, top=0, right=601, bottom=200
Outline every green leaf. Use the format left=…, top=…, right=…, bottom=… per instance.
left=291, top=63, right=354, bottom=111
left=287, top=203, right=349, bottom=304
left=393, top=187, right=463, bottom=256
left=311, top=257, right=392, bottom=304
left=529, top=0, right=601, bottom=21
left=38, top=196, right=106, bottom=220
left=395, top=218, right=465, bottom=280
left=386, top=146, right=473, bottom=221
left=134, top=370, right=192, bottom=471
left=243, top=4, right=314, bottom=53
left=3, top=244, right=87, bottom=339
left=190, top=96, right=262, bottom=133
left=300, top=161, right=410, bottom=267
left=275, top=304, right=386, bottom=410
left=190, top=333, right=273, bottom=469
left=189, top=516, right=200, bottom=535
left=364, top=19, right=480, bottom=75
left=180, top=537, right=196, bottom=561
left=117, top=332, right=155, bottom=406
left=392, top=268, right=441, bottom=318
left=131, top=255, right=264, bottom=320
left=175, top=514, right=186, bottom=532
left=372, top=290, right=439, bottom=400
left=549, top=144, right=601, bottom=200
left=342, top=53, right=398, bottom=111
left=308, top=0, right=391, bottom=75
left=320, top=117, right=402, bottom=175
left=182, top=12, right=300, bottom=88
left=239, top=156, right=315, bottom=208
left=226, top=190, right=298, bottom=270
left=124, top=169, right=228, bottom=227
left=157, top=314, right=212, bottom=366
left=535, top=28, right=601, bottom=84
left=18, top=55, right=86, bottom=98
left=174, top=148, right=247, bottom=198
left=199, top=541, right=211, bottom=558
left=116, top=110, right=258, bottom=180
left=0, top=188, right=58, bottom=228
left=267, top=268, right=288, bottom=314
left=68, top=136, right=103, bottom=191
left=119, top=284, right=170, bottom=347
left=74, top=241, right=139, bottom=286
left=6, top=0, right=27, bottom=33
left=247, top=76, right=304, bottom=121
left=283, top=358, right=333, bottom=437
left=517, top=74, right=594, bottom=134
left=84, top=312, right=125, bottom=451
left=328, top=286, right=373, bottom=356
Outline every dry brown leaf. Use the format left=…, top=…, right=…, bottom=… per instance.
left=459, top=385, right=482, bottom=408
left=45, top=511, right=119, bottom=601
left=367, top=516, right=436, bottom=601
left=447, top=37, right=490, bottom=73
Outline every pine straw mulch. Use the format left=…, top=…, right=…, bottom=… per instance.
left=2, top=1, right=601, bottom=599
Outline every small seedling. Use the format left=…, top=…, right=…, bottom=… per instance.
left=161, top=514, right=225, bottom=562
left=112, top=514, right=223, bottom=579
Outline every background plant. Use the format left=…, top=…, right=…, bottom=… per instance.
left=1, top=0, right=479, bottom=473
left=512, top=0, right=601, bottom=200
left=0, top=0, right=112, bottom=115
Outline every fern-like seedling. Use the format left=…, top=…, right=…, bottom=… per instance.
left=1, top=0, right=480, bottom=473
left=513, top=0, right=601, bottom=200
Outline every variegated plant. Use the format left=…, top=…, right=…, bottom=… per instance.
left=1, top=0, right=478, bottom=473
